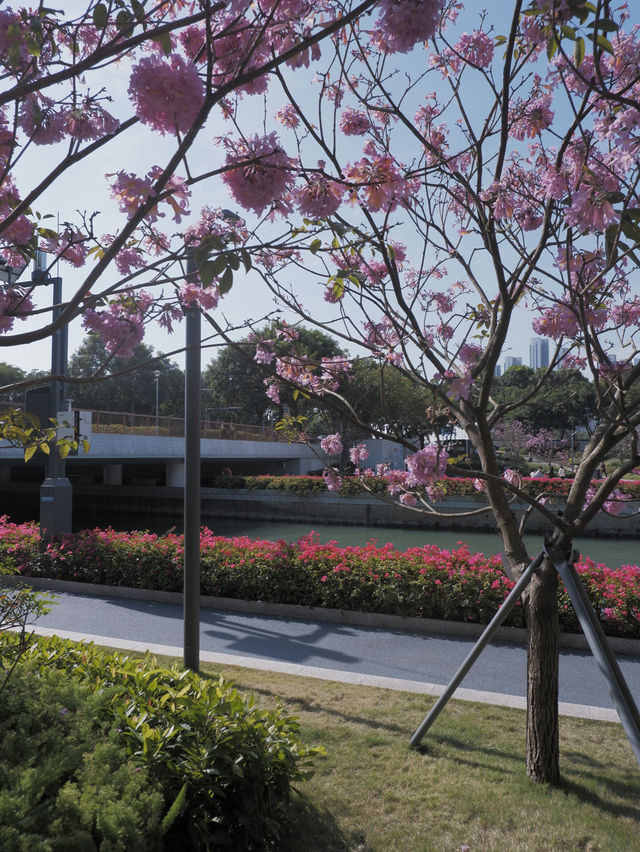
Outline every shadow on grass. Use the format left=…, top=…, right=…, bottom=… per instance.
left=280, top=796, right=367, bottom=852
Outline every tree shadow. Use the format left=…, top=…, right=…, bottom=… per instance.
left=279, top=795, right=368, bottom=852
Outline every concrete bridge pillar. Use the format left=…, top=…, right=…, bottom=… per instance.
left=103, top=464, right=123, bottom=486
left=166, top=462, right=185, bottom=487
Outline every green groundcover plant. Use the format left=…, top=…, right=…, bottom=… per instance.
left=2, top=517, right=638, bottom=640
left=0, top=636, right=322, bottom=851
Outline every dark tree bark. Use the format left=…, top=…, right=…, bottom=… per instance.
left=523, top=557, right=560, bottom=784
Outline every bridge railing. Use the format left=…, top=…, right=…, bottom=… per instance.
left=90, top=410, right=288, bottom=442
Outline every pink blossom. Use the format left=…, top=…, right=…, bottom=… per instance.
left=344, top=155, right=408, bottom=212
left=276, top=104, right=300, bottom=128
left=323, top=468, right=342, bottom=492
left=321, top=433, right=343, bottom=455
left=564, top=185, right=617, bottom=233
left=509, top=94, right=554, bottom=140
left=349, top=443, right=369, bottom=466
left=179, top=281, right=219, bottom=310
left=223, top=133, right=295, bottom=214
left=405, top=445, right=447, bottom=486
left=295, top=174, right=343, bottom=217
left=0, top=286, right=34, bottom=334
left=264, top=379, right=281, bottom=403
left=254, top=340, right=275, bottom=365
left=340, top=108, right=370, bottom=136
left=473, top=478, right=486, bottom=492
left=399, top=492, right=418, bottom=506
left=64, top=99, right=119, bottom=141
left=19, top=94, right=66, bottom=145
left=503, top=469, right=519, bottom=486
left=83, top=301, right=145, bottom=357
left=374, top=0, right=443, bottom=54
left=114, top=245, right=145, bottom=276
left=42, top=226, right=87, bottom=268
left=128, top=54, right=205, bottom=135
left=455, top=30, right=494, bottom=67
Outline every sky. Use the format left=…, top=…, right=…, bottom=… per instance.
left=3, top=0, right=635, bottom=383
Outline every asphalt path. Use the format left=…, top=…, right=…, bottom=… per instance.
left=30, top=589, right=640, bottom=724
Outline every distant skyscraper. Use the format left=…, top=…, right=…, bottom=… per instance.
left=504, top=356, right=522, bottom=370
left=529, top=337, right=549, bottom=369
left=495, top=364, right=502, bottom=377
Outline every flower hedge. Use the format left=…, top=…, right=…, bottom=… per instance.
left=1, top=517, right=638, bottom=639
left=211, top=473, right=640, bottom=501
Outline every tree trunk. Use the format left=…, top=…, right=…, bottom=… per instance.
left=524, top=557, right=560, bottom=784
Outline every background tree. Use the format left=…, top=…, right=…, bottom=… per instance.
left=0, top=363, right=26, bottom=403
left=493, top=367, right=598, bottom=436
left=68, top=337, right=184, bottom=416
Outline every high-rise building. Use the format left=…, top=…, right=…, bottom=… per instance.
left=529, top=336, right=549, bottom=369
left=495, top=364, right=502, bottom=377
left=504, top=356, right=522, bottom=370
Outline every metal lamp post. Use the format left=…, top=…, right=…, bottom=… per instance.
left=35, top=251, right=72, bottom=540
left=153, top=370, right=161, bottom=436
left=0, top=253, right=72, bottom=539
left=183, top=249, right=200, bottom=672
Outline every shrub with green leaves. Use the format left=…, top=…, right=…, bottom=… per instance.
left=30, top=636, right=324, bottom=850
left=0, top=660, right=165, bottom=851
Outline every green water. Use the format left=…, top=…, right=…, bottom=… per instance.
left=205, top=519, right=639, bottom=570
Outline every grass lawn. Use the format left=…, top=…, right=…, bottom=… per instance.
left=139, top=653, right=640, bottom=852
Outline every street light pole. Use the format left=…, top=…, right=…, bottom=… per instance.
left=183, top=249, right=201, bottom=672
left=153, top=370, right=161, bottom=436
left=37, top=250, right=72, bottom=541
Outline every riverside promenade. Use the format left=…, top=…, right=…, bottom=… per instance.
left=29, top=584, right=640, bottom=725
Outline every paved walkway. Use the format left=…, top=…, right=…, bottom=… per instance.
left=30, top=588, right=640, bottom=724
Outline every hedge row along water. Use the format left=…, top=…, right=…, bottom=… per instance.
left=209, top=473, right=640, bottom=501
left=1, top=518, right=638, bottom=639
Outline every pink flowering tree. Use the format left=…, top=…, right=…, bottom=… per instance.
left=198, top=1, right=640, bottom=783
left=2, top=0, right=640, bottom=786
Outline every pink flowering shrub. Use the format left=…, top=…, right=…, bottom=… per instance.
left=1, top=517, right=638, bottom=638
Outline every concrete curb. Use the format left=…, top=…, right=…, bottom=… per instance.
left=6, top=574, right=640, bottom=657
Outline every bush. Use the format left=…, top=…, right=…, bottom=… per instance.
left=0, top=661, right=165, bottom=851
left=30, top=637, right=323, bottom=850
left=2, top=517, right=639, bottom=639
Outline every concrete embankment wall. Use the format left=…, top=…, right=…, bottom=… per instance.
left=79, top=485, right=640, bottom=537
left=2, top=483, right=638, bottom=537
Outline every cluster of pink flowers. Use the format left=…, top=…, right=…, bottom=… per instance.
left=344, top=153, right=409, bottom=212
left=0, top=286, right=35, bottom=333
left=373, top=0, right=443, bottom=54
left=339, top=108, right=370, bottom=136
left=405, top=445, right=448, bottom=486
left=128, top=54, right=205, bottom=135
left=320, top=433, right=343, bottom=455
left=294, top=173, right=344, bottom=218
left=82, top=291, right=153, bottom=357
left=222, top=133, right=295, bottom=214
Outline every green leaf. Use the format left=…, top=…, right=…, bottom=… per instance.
left=199, top=256, right=226, bottom=286
left=24, top=445, right=37, bottom=462
left=153, top=31, right=172, bottom=56
left=573, top=36, right=585, bottom=67
left=560, top=24, right=576, bottom=40
left=240, top=250, right=252, bottom=273
left=547, top=35, right=558, bottom=61
left=595, top=34, right=614, bottom=54
left=589, top=18, right=619, bottom=33
left=219, top=267, right=233, bottom=295
left=93, top=2, right=108, bottom=28
left=310, top=239, right=322, bottom=255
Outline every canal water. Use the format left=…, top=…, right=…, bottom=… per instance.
left=194, top=518, right=638, bottom=570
